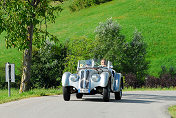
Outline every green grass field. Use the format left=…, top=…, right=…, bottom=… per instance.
left=0, top=0, right=176, bottom=77
left=0, top=88, right=62, bottom=104
left=169, top=105, right=176, bottom=118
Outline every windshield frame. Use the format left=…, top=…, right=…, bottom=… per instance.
left=77, top=59, right=112, bottom=70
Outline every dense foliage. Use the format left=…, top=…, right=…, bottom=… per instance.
left=145, top=75, right=176, bottom=88
left=0, top=73, right=21, bottom=89
left=69, top=0, right=112, bottom=12
left=0, top=0, right=62, bottom=50
left=121, top=31, right=149, bottom=82
left=31, top=40, right=67, bottom=88
left=145, top=76, right=159, bottom=88
left=94, top=18, right=125, bottom=72
left=64, top=37, right=95, bottom=73
left=124, top=73, right=139, bottom=88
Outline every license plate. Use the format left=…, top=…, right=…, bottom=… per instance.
left=79, top=89, right=89, bottom=93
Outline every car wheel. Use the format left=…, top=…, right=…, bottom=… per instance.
left=115, top=89, right=122, bottom=100
left=76, top=93, right=83, bottom=99
left=103, top=82, right=110, bottom=102
left=63, top=86, right=70, bottom=101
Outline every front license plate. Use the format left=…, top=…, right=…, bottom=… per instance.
left=79, top=89, right=90, bottom=93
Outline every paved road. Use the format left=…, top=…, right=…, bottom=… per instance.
left=0, top=91, right=176, bottom=118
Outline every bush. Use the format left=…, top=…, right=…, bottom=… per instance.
left=160, top=74, right=176, bottom=88
left=145, top=66, right=176, bottom=88
left=121, top=30, right=149, bottom=83
left=31, top=40, right=67, bottom=88
left=69, top=0, right=112, bottom=12
left=156, top=66, right=176, bottom=88
left=124, top=73, right=139, bottom=88
left=145, top=76, right=159, bottom=88
left=159, top=66, right=176, bottom=79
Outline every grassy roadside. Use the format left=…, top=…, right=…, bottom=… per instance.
left=0, top=87, right=176, bottom=104
left=169, top=105, right=176, bottom=118
left=0, top=88, right=62, bottom=104
left=124, top=87, right=176, bottom=91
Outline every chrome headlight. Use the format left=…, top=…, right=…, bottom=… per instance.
left=70, top=74, right=78, bottom=82
left=91, top=74, right=100, bottom=82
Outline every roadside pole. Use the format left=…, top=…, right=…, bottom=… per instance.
left=5, top=62, right=15, bottom=97
left=8, top=64, right=11, bottom=97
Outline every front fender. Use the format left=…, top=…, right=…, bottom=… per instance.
left=62, top=72, right=71, bottom=86
left=113, top=73, right=122, bottom=92
left=100, top=72, right=110, bottom=87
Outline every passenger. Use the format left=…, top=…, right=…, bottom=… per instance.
left=100, top=59, right=107, bottom=67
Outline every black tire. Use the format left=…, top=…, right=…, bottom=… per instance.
left=63, top=86, right=70, bottom=101
left=103, top=82, right=110, bottom=102
left=115, top=89, right=122, bottom=100
left=76, top=93, right=83, bottom=99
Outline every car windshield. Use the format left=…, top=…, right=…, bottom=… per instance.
left=78, top=59, right=110, bottom=68
left=78, top=60, right=93, bottom=68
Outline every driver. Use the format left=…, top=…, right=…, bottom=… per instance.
left=100, top=59, right=107, bottom=67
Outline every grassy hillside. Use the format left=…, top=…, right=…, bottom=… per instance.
left=0, top=33, right=22, bottom=81
left=0, top=0, right=176, bottom=77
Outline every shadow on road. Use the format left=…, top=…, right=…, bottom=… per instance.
left=123, top=93, right=176, bottom=101
left=71, top=98, right=154, bottom=104
left=75, top=98, right=155, bottom=104
left=69, top=92, right=176, bottom=104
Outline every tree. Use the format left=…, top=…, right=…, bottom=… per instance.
left=94, top=18, right=125, bottom=71
left=0, top=0, right=62, bottom=92
left=121, top=30, right=149, bottom=83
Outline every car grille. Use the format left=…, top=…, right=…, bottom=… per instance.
left=80, top=70, right=90, bottom=89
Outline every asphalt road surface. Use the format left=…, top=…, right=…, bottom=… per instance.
left=0, top=91, right=176, bottom=118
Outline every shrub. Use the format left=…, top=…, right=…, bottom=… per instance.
left=121, top=30, right=149, bottom=83
left=159, top=73, right=176, bottom=88
left=157, top=66, right=176, bottom=87
left=31, top=40, right=67, bottom=88
left=145, top=72, right=176, bottom=88
left=159, top=66, right=176, bottom=79
left=124, top=73, right=139, bottom=88
left=145, top=76, right=159, bottom=88
left=172, top=77, right=176, bottom=87
left=69, top=0, right=112, bottom=12
left=160, top=74, right=172, bottom=88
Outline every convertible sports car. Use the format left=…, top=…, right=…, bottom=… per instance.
left=62, top=59, right=123, bottom=102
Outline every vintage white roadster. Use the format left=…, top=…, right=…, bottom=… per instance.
left=62, top=59, right=123, bottom=102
